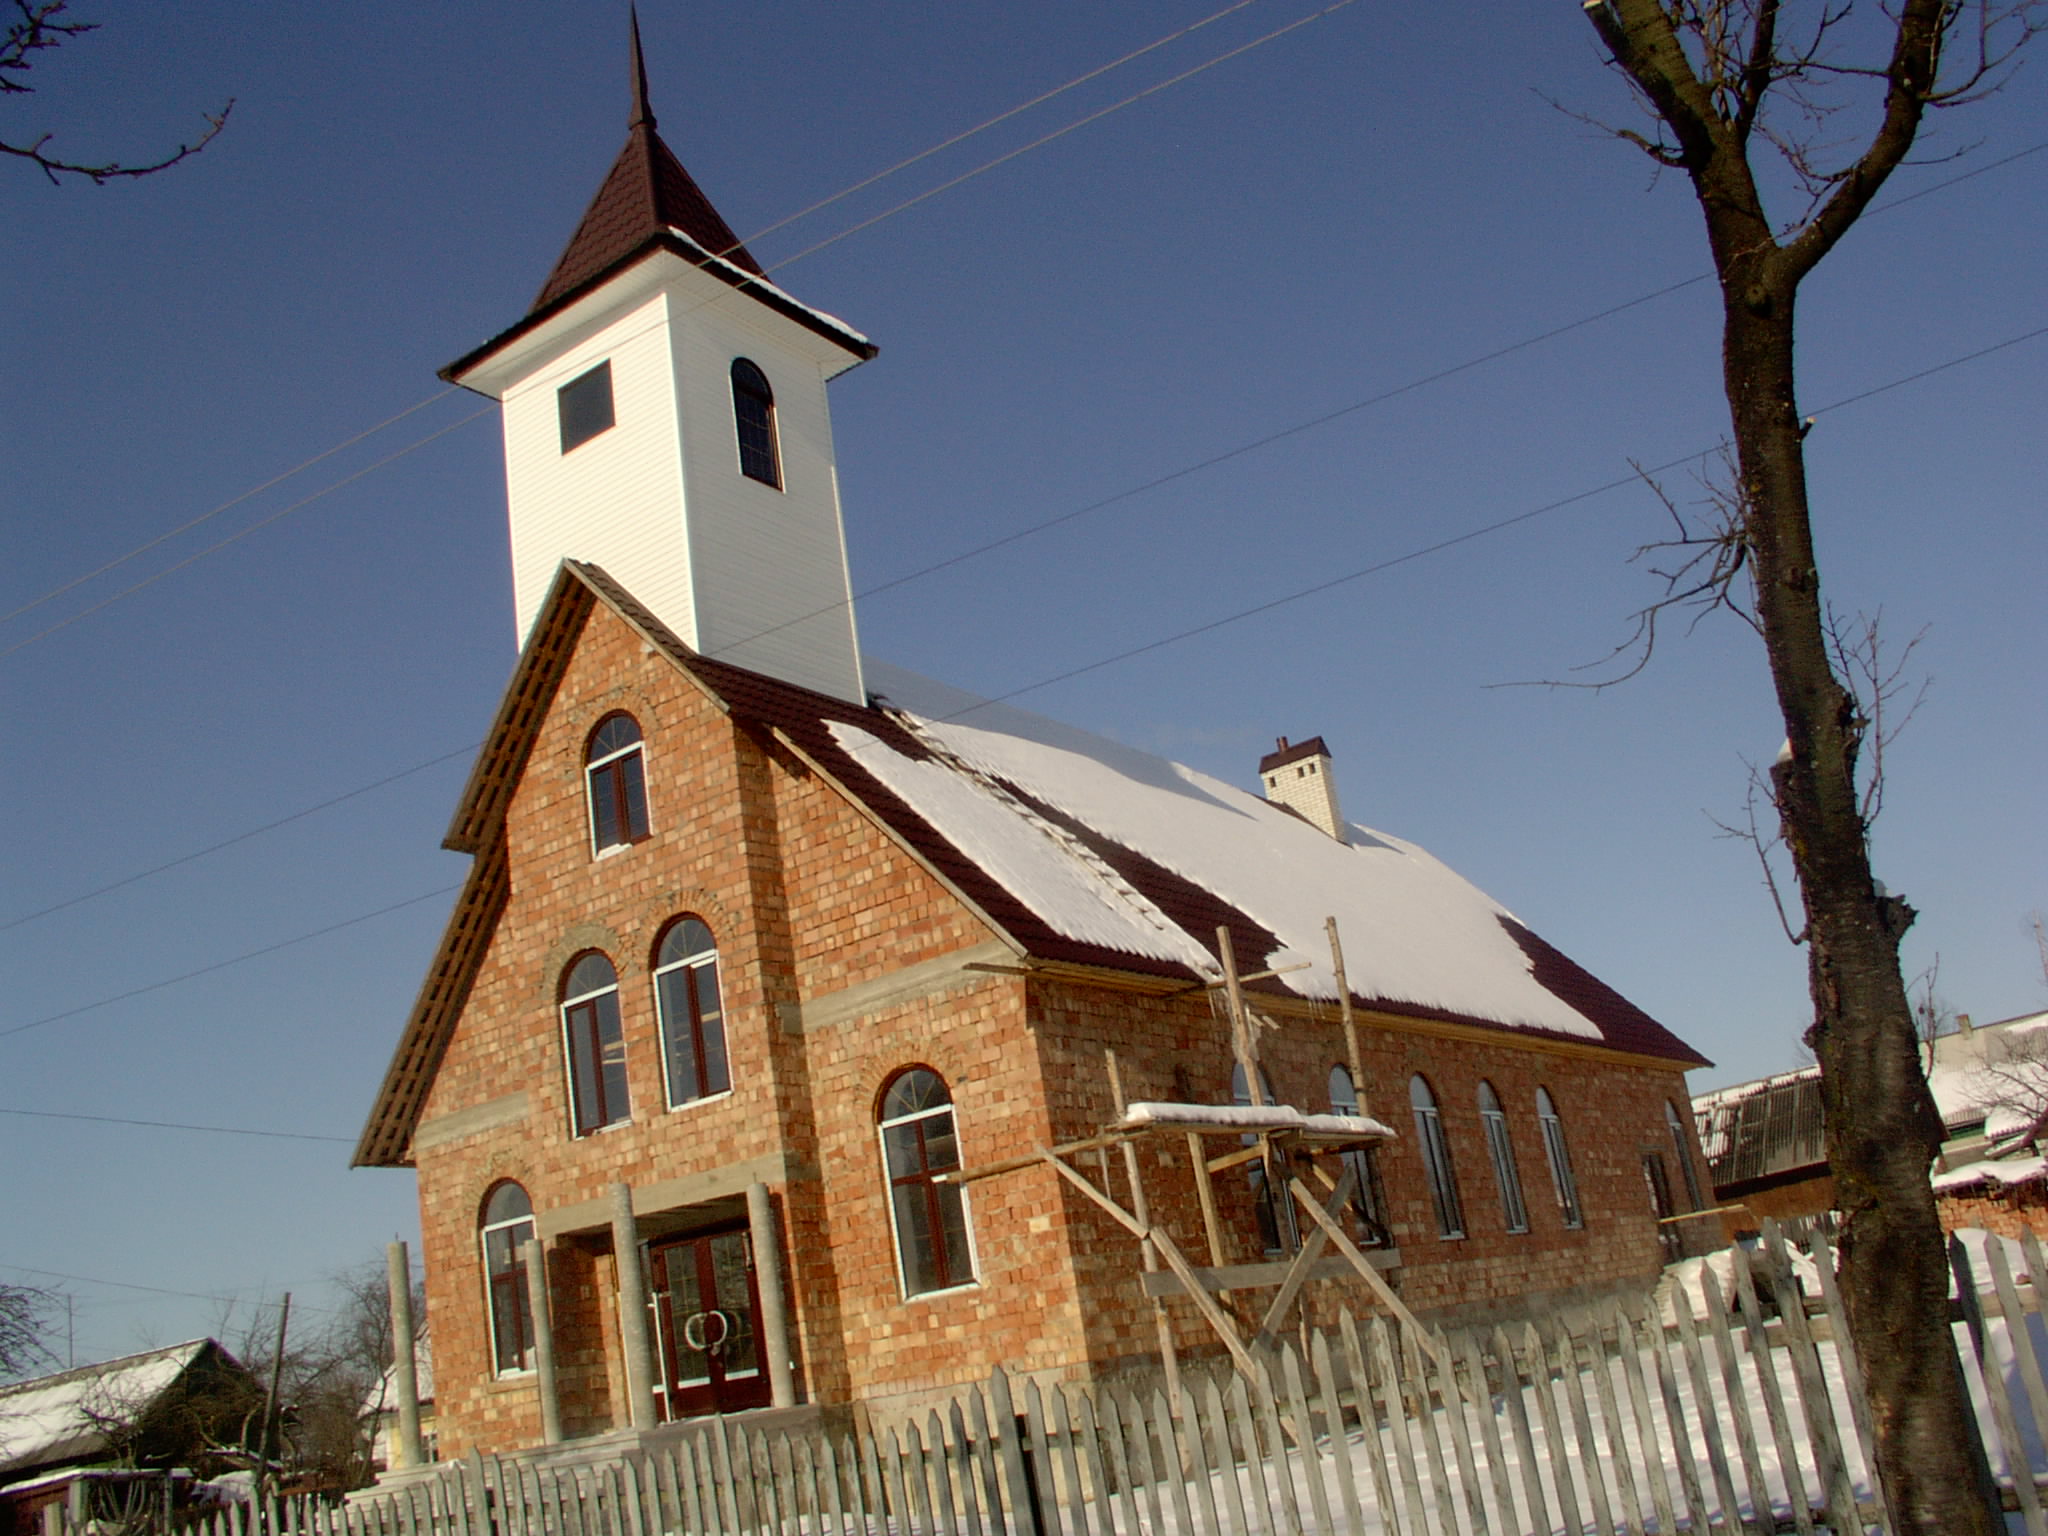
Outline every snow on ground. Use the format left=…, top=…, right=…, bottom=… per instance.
left=859, top=661, right=1606, bottom=1040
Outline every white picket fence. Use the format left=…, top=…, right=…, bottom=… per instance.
left=103, top=1221, right=2048, bottom=1535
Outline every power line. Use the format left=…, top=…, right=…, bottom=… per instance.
left=942, top=321, right=2048, bottom=715
left=2, top=5, right=1328, bottom=662
left=0, top=884, right=463, bottom=1042
left=8, top=136, right=2039, bottom=927
left=0, top=389, right=459, bottom=628
left=0, top=1106, right=350, bottom=1144
left=0, top=408, right=496, bottom=661
left=1, top=1264, right=342, bottom=1318
left=4, top=323, right=2038, bottom=1048
left=1, top=742, right=481, bottom=933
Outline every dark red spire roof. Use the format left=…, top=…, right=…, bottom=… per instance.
left=531, top=11, right=765, bottom=312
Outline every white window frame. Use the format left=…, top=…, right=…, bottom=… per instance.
left=561, top=955, right=630, bottom=1136
left=1537, top=1087, right=1584, bottom=1229
left=1478, top=1081, right=1530, bottom=1234
left=653, top=918, right=734, bottom=1112
left=480, top=1184, right=537, bottom=1377
left=585, top=715, right=653, bottom=858
left=1410, top=1075, right=1466, bottom=1241
left=877, top=1071, right=979, bottom=1300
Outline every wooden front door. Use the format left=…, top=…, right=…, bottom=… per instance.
left=648, top=1225, right=772, bottom=1420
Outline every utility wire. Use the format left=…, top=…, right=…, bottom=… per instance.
left=1, top=4, right=1323, bottom=661
left=941, top=321, right=2048, bottom=715
left=4, top=321, right=2038, bottom=1042
left=729, top=0, right=1262, bottom=254
left=1, top=1264, right=340, bottom=1318
left=0, top=884, right=463, bottom=1042
left=0, top=409, right=495, bottom=662
left=0, top=1106, right=350, bottom=1144
left=0, top=389, right=459, bottom=628
left=1, top=743, right=480, bottom=932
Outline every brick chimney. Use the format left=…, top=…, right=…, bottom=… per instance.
left=1258, top=735, right=1345, bottom=842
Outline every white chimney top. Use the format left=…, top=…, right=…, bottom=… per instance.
left=1259, top=735, right=1346, bottom=842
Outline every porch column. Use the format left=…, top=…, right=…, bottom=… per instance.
left=522, top=1237, right=564, bottom=1444
left=607, top=1181, right=659, bottom=1430
left=747, top=1181, right=797, bottom=1409
left=385, top=1241, right=424, bottom=1469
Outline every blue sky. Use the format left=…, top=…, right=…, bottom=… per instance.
left=4, top=2, right=2042, bottom=1368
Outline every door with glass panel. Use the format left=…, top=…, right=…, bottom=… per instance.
left=647, top=1226, right=771, bottom=1419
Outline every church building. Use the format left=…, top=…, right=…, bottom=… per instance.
left=355, top=32, right=1713, bottom=1459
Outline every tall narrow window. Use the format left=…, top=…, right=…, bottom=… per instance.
left=1477, top=1081, right=1530, bottom=1234
left=586, top=713, right=649, bottom=853
left=1666, top=1100, right=1705, bottom=1211
left=481, top=1182, right=536, bottom=1375
left=558, top=360, right=616, bottom=453
left=1233, top=1062, right=1296, bottom=1253
left=1327, top=1064, right=1390, bottom=1246
left=730, top=358, right=781, bottom=488
left=654, top=917, right=730, bottom=1109
left=1410, top=1075, right=1465, bottom=1240
left=561, top=952, right=629, bottom=1134
left=1536, top=1087, right=1583, bottom=1229
left=879, top=1068, right=975, bottom=1296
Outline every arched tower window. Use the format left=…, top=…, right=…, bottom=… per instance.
left=480, top=1181, right=536, bottom=1375
left=585, top=713, right=650, bottom=853
left=654, top=917, right=730, bottom=1108
left=1477, top=1080, right=1530, bottom=1234
left=1327, top=1064, right=1389, bottom=1246
left=561, top=952, right=629, bottom=1134
left=878, top=1068, right=974, bottom=1295
left=1410, top=1074, right=1465, bottom=1240
left=1536, top=1087, right=1583, bottom=1229
left=730, top=359, right=781, bottom=488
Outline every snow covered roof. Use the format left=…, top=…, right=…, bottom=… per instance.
left=1120, top=1102, right=1395, bottom=1140
left=1932, top=1153, right=2048, bottom=1195
left=1923, top=1011, right=2048, bottom=1132
left=357, top=564, right=1706, bottom=1166
left=0, top=1341, right=219, bottom=1479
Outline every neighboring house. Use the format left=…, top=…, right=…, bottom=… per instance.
left=0, top=1340, right=258, bottom=1533
left=1693, top=1009, right=2048, bottom=1238
left=352, top=35, right=1715, bottom=1459
left=362, top=1331, right=435, bottom=1474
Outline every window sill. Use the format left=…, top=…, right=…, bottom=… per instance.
left=900, top=1281, right=981, bottom=1304
left=573, top=1118, right=633, bottom=1140
left=666, top=1089, right=735, bottom=1115
left=486, top=1371, right=536, bottom=1394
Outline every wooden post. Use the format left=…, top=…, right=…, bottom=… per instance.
left=1325, top=916, right=1368, bottom=1118
left=1187, top=1130, right=1228, bottom=1268
left=522, top=1237, right=564, bottom=1444
left=387, top=1242, right=425, bottom=1469
left=1218, top=924, right=1294, bottom=1254
left=1107, top=1049, right=1182, bottom=1405
left=607, top=1182, right=659, bottom=1431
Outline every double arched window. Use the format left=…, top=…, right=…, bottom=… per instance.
left=480, top=1182, right=536, bottom=1375
left=586, top=713, right=650, bottom=853
left=1477, top=1081, right=1530, bottom=1234
left=878, top=1068, right=974, bottom=1296
left=730, top=359, right=781, bottom=488
left=1410, top=1075, right=1466, bottom=1240
left=1536, top=1087, right=1583, bottom=1229
left=561, top=952, right=629, bottom=1135
left=654, top=917, right=730, bottom=1109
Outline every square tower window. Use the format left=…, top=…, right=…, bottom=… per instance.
left=558, top=361, right=616, bottom=453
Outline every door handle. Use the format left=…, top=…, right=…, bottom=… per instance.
left=702, top=1308, right=732, bottom=1351
left=680, top=1310, right=709, bottom=1352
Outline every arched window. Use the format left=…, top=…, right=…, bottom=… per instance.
left=1233, top=1062, right=1295, bottom=1253
left=1536, top=1087, right=1583, bottom=1229
left=1409, top=1075, right=1465, bottom=1240
left=1666, top=1100, right=1705, bottom=1211
left=586, top=713, right=649, bottom=853
left=878, top=1068, right=974, bottom=1295
left=1477, top=1081, right=1530, bottom=1234
left=480, top=1182, right=536, bottom=1375
left=561, top=952, right=629, bottom=1134
left=654, top=917, right=730, bottom=1109
left=1327, top=1064, right=1389, bottom=1246
left=730, top=359, right=781, bottom=488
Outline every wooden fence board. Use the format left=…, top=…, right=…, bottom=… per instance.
left=1953, top=1239, right=2046, bottom=1536
left=1280, top=1345, right=1335, bottom=1536
left=1633, top=1297, right=1710, bottom=1536
left=1428, top=1327, right=1487, bottom=1536
left=1759, top=1222, right=1856, bottom=1528
left=1310, top=1330, right=1367, bottom=1536
left=1250, top=1356, right=1303, bottom=1536
left=1989, top=1238, right=2048, bottom=1518
left=1521, top=1321, right=1583, bottom=1536
left=1671, top=1296, right=1743, bottom=1530
left=1398, top=1328, right=1457, bottom=1536
left=1202, top=1371, right=1254, bottom=1536
left=1727, top=1239, right=1814, bottom=1536
left=1608, top=1303, right=1678, bottom=1536
left=1493, top=1323, right=1553, bottom=1536
left=1459, top=1327, right=1519, bottom=1536
left=1370, top=1318, right=1429, bottom=1536
left=1341, top=1310, right=1403, bottom=1535
left=1049, top=1386, right=1095, bottom=1536
left=1548, top=1315, right=1617, bottom=1536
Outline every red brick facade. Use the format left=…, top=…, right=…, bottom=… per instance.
left=379, top=595, right=1715, bottom=1457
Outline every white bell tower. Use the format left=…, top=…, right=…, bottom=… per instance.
left=441, top=18, right=874, bottom=706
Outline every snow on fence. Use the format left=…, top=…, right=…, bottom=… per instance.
left=89, top=1221, right=2048, bottom=1536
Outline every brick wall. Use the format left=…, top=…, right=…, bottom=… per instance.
left=1938, top=1178, right=2048, bottom=1242
left=403, top=600, right=1713, bottom=1452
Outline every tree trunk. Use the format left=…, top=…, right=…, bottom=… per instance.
left=1723, top=272, right=1996, bottom=1534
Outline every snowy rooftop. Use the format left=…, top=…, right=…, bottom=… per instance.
left=0, top=1340, right=215, bottom=1478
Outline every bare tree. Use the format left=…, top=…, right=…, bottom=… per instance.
left=3, top=0, right=230, bottom=184
left=0, top=1281, right=53, bottom=1381
left=1579, top=1, right=2039, bottom=1528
